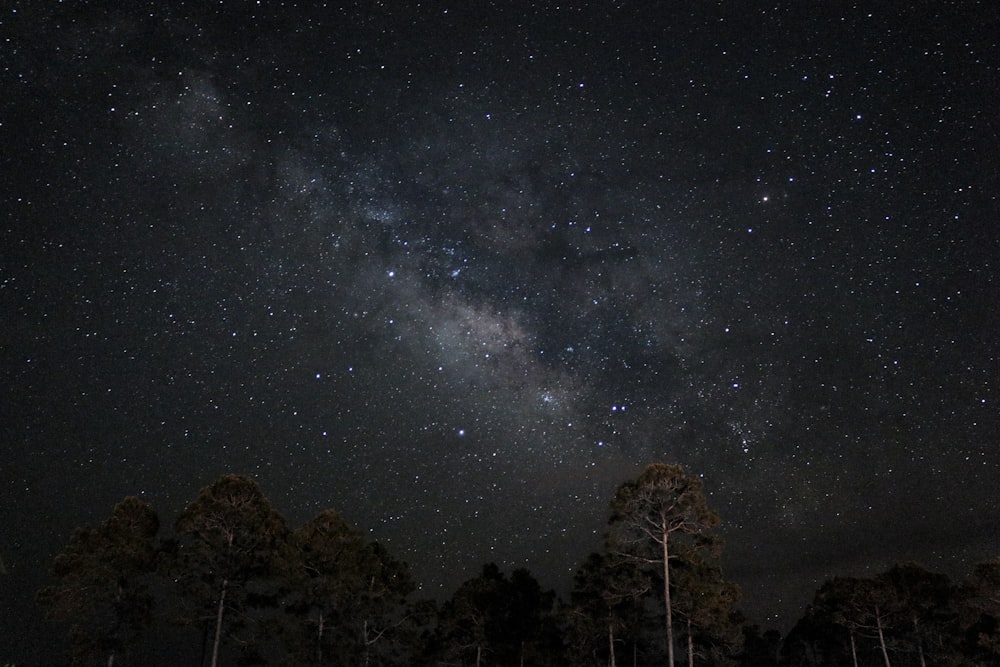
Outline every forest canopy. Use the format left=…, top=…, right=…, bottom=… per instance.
left=37, top=467, right=1000, bottom=666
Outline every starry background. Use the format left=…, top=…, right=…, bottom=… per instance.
left=2, top=1, right=999, bottom=660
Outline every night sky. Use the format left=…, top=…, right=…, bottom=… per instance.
left=3, top=1, right=999, bottom=660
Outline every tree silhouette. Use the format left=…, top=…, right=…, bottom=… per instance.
left=737, top=624, right=780, bottom=667
left=607, top=463, right=721, bottom=666
left=813, top=574, right=906, bottom=667
left=503, top=567, right=563, bottom=666
left=257, top=508, right=420, bottom=666
left=671, top=548, right=741, bottom=667
left=38, top=496, right=159, bottom=666
left=169, top=474, right=288, bottom=667
left=33, top=466, right=1000, bottom=666
left=432, top=563, right=561, bottom=666
left=279, top=509, right=371, bottom=665
left=433, top=563, right=505, bottom=666
left=960, top=557, right=1000, bottom=659
left=878, top=563, right=955, bottom=666
left=566, top=551, right=649, bottom=667
left=781, top=610, right=846, bottom=666
left=352, top=540, right=418, bottom=666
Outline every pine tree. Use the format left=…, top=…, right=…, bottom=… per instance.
left=566, top=552, right=649, bottom=667
left=607, top=463, right=721, bottom=667
left=810, top=575, right=898, bottom=667
left=432, top=563, right=560, bottom=666
left=279, top=509, right=370, bottom=665
left=960, top=557, right=1000, bottom=659
left=878, top=563, right=954, bottom=667
left=38, top=496, right=159, bottom=666
left=671, top=548, right=741, bottom=667
left=169, top=474, right=288, bottom=667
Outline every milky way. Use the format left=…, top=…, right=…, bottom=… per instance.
left=2, top=3, right=998, bottom=660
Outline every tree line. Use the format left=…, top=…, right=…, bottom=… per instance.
left=36, top=464, right=1000, bottom=666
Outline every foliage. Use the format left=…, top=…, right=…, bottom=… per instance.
left=429, top=562, right=564, bottom=666
left=346, top=540, right=421, bottom=666
left=564, top=551, right=650, bottom=666
left=168, top=474, right=289, bottom=667
left=957, top=557, right=1000, bottom=660
left=607, top=463, right=723, bottom=666
left=34, top=465, right=1000, bottom=667
left=671, top=548, right=743, bottom=665
left=803, top=564, right=990, bottom=667
left=738, top=624, right=781, bottom=667
left=37, top=496, right=159, bottom=666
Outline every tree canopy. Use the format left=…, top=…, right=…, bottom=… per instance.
left=607, top=463, right=726, bottom=666
left=170, top=474, right=289, bottom=667
left=36, top=466, right=1000, bottom=667
left=37, top=496, right=159, bottom=667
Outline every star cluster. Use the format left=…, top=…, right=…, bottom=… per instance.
left=2, top=2, right=998, bottom=658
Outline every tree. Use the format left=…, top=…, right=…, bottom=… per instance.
left=607, top=463, right=721, bottom=666
left=781, top=612, right=841, bottom=667
left=878, top=563, right=955, bottom=667
left=737, top=625, right=780, bottom=667
left=811, top=575, right=898, bottom=667
left=809, top=577, right=865, bottom=667
left=169, top=474, right=288, bottom=667
left=353, top=540, right=418, bottom=666
left=810, top=565, right=957, bottom=667
left=959, top=557, right=1000, bottom=659
left=432, top=563, right=561, bottom=666
left=38, top=496, right=159, bottom=666
left=503, top=567, right=563, bottom=666
left=280, top=509, right=371, bottom=665
left=270, top=508, right=422, bottom=666
left=670, top=549, right=741, bottom=667
left=566, top=552, right=649, bottom=667
left=433, top=563, right=505, bottom=666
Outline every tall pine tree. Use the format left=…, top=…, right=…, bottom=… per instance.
left=38, top=496, right=159, bottom=666
left=607, top=463, right=721, bottom=667
left=169, top=474, right=288, bottom=667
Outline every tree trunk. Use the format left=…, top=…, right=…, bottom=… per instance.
left=686, top=616, right=694, bottom=667
left=317, top=610, right=325, bottom=665
left=108, top=582, right=122, bottom=667
left=475, top=643, right=482, bottom=667
left=913, top=616, right=926, bottom=667
left=849, top=628, right=858, bottom=667
left=608, top=617, right=617, bottom=667
left=875, top=604, right=892, bottom=667
left=363, top=618, right=371, bottom=667
left=210, top=579, right=228, bottom=667
left=662, top=519, right=675, bottom=667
